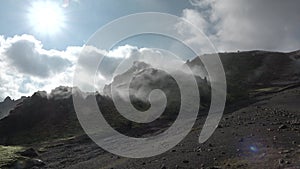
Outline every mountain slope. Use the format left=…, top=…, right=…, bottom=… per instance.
left=189, top=50, right=300, bottom=102
left=0, top=87, right=83, bottom=145
left=0, top=97, right=26, bottom=120
left=0, top=50, right=299, bottom=146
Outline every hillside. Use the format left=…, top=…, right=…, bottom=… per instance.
left=0, top=50, right=299, bottom=168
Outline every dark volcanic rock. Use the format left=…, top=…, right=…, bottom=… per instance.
left=279, top=124, right=288, bottom=129
left=19, top=148, right=38, bottom=158
left=0, top=96, right=26, bottom=120
left=0, top=87, right=84, bottom=145
left=7, top=158, right=45, bottom=169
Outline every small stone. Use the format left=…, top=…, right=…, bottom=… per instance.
left=11, top=158, right=45, bottom=169
left=278, top=159, right=285, bottom=165
left=19, top=148, right=38, bottom=158
left=161, top=165, right=166, bottom=169
left=279, top=125, right=287, bottom=129
left=279, top=150, right=290, bottom=154
left=183, top=160, right=189, bottom=164
left=31, top=159, right=45, bottom=166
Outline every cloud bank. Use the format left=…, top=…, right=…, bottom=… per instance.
left=0, top=35, right=78, bottom=100
left=3, top=35, right=71, bottom=77
left=181, top=0, right=300, bottom=52
left=0, top=35, right=183, bottom=100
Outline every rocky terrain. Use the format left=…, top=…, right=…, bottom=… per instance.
left=0, top=50, right=299, bottom=169
left=2, top=83, right=299, bottom=169
left=0, top=96, right=26, bottom=120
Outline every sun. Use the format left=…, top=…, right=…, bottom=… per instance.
left=28, top=1, right=66, bottom=35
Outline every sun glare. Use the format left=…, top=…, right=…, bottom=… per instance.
left=28, top=1, right=65, bottom=35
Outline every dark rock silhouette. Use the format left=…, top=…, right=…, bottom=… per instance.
left=0, top=96, right=27, bottom=120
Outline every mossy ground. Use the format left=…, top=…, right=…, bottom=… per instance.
left=0, top=145, right=24, bottom=168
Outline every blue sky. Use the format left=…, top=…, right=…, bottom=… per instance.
left=1, top=0, right=300, bottom=100
left=0, top=0, right=193, bottom=50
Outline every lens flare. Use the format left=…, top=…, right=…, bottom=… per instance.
left=250, top=146, right=258, bottom=152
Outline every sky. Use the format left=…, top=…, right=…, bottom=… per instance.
left=0, top=0, right=300, bottom=100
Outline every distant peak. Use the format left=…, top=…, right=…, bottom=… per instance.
left=4, top=96, right=12, bottom=102
left=49, top=86, right=72, bottom=100
left=132, top=61, right=150, bottom=69
left=32, top=91, right=48, bottom=99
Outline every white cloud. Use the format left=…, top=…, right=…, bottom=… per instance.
left=0, top=34, right=78, bottom=100
left=0, top=34, right=186, bottom=100
left=2, top=34, right=71, bottom=78
left=182, top=0, right=300, bottom=52
left=78, top=45, right=188, bottom=92
left=107, top=45, right=139, bottom=58
left=175, top=8, right=217, bottom=54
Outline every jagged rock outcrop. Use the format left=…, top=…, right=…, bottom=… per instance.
left=0, top=96, right=27, bottom=120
